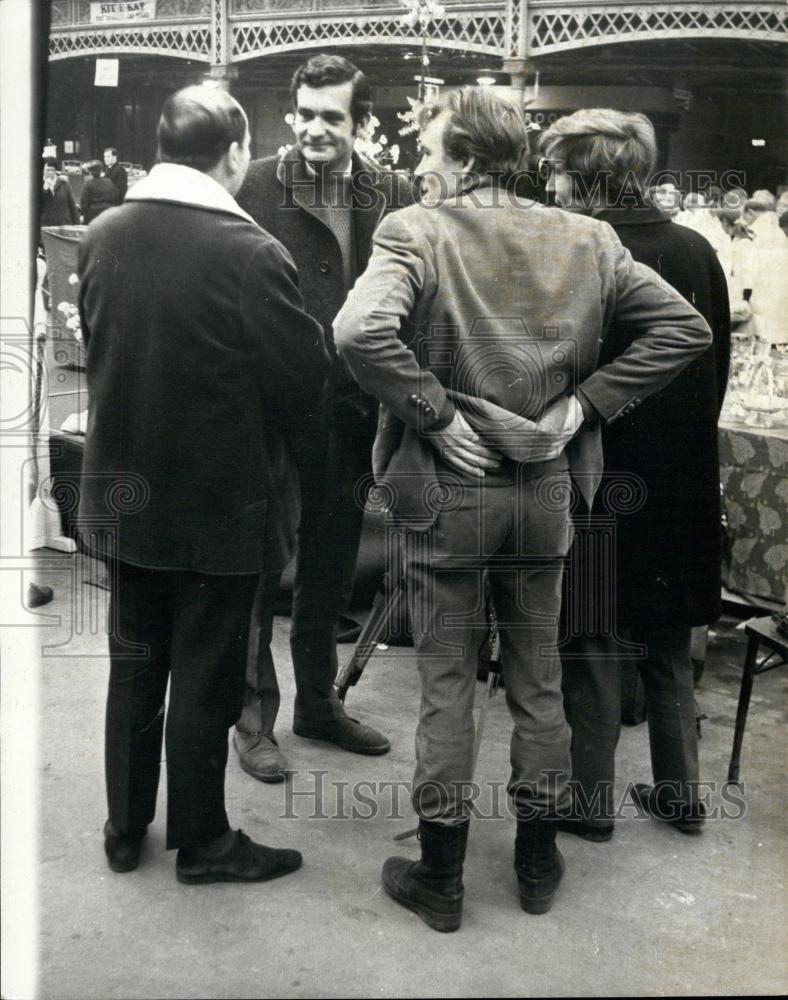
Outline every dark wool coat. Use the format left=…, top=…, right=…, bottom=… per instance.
left=105, top=162, right=128, bottom=203
left=593, top=201, right=732, bottom=627
left=77, top=190, right=329, bottom=575
left=40, top=176, right=78, bottom=227
left=236, top=147, right=414, bottom=410
left=80, top=176, right=118, bottom=224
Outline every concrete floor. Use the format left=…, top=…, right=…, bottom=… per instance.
left=19, top=553, right=788, bottom=997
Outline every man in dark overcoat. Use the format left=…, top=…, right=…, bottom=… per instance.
left=541, top=109, right=731, bottom=841
left=232, top=54, right=413, bottom=780
left=103, top=147, right=128, bottom=204
left=78, top=86, right=329, bottom=883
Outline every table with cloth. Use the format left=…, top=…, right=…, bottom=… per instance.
left=719, top=418, right=788, bottom=606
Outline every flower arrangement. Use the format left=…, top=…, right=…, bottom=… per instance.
left=56, top=273, right=82, bottom=342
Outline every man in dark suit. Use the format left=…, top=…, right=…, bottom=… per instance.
left=334, top=87, right=712, bottom=929
left=78, top=86, right=329, bottom=883
left=103, top=147, right=127, bottom=204
left=233, top=55, right=413, bottom=780
left=540, top=108, right=731, bottom=842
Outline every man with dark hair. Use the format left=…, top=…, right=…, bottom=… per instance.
left=78, top=85, right=329, bottom=883
left=233, top=54, right=413, bottom=780
left=103, top=146, right=127, bottom=204
left=41, top=157, right=78, bottom=227
left=334, top=86, right=712, bottom=929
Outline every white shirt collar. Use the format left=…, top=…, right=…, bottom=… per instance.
left=125, top=163, right=256, bottom=224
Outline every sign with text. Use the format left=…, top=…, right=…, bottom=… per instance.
left=95, top=58, right=119, bottom=87
left=90, top=0, right=156, bottom=23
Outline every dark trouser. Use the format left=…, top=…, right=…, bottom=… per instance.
left=561, top=626, right=699, bottom=825
left=238, top=403, right=377, bottom=733
left=405, top=458, right=574, bottom=824
left=105, top=560, right=257, bottom=849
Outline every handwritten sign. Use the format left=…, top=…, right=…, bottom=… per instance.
left=90, top=0, right=155, bottom=23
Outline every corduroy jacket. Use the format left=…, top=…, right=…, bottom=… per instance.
left=334, top=185, right=713, bottom=520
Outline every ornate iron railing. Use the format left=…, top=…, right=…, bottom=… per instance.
left=49, top=0, right=788, bottom=62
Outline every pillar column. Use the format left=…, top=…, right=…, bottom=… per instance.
left=208, top=0, right=236, bottom=90
left=504, top=0, right=528, bottom=107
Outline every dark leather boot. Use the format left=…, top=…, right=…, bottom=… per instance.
left=514, top=818, right=565, bottom=915
left=382, top=819, right=469, bottom=932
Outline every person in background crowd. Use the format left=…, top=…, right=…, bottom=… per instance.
left=78, top=85, right=329, bottom=883
left=714, top=186, right=755, bottom=330
left=39, top=157, right=79, bottom=312
left=232, top=54, right=413, bottom=780
left=648, top=180, right=681, bottom=217
left=103, top=147, right=127, bottom=204
left=775, top=189, right=788, bottom=219
left=334, top=87, right=712, bottom=930
left=745, top=189, right=777, bottom=217
left=744, top=190, right=788, bottom=344
left=540, top=108, right=731, bottom=842
left=41, top=157, right=78, bottom=228
left=674, top=191, right=730, bottom=260
left=80, top=160, right=118, bottom=224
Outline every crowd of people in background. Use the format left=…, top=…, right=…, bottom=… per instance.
left=650, top=180, right=788, bottom=345
left=40, top=147, right=127, bottom=227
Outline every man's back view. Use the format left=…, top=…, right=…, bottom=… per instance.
left=79, top=85, right=329, bottom=883
left=334, top=86, right=712, bottom=929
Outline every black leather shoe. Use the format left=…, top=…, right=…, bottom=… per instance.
left=292, top=714, right=390, bottom=755
left=631, top=783, right=706, bottom=835
left=176, top=829, right=302, bottom=885
left=556, top=817, right=614, bottom=843
left=103, top=820, right=146, bottom=873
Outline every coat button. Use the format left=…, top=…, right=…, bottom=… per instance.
left=319, top=261, right=329, bottom=273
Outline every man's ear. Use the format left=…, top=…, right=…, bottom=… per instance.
left=354, top=113, right=371, bottom=137
left=461, top=154, right=478, bottom=180
left=228, top=140, right=243, bottom=172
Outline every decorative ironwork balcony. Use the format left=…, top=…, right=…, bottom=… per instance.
left=49, top=0, right=788, bottom=63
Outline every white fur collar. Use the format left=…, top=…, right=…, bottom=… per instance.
left=125, top=163, right=255, bottom=224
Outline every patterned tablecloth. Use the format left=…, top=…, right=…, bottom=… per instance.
left=719, top=419, right=788, bottom=605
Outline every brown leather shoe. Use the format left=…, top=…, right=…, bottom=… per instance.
left=233, top=730, right=288, bottom=783
left=176, top=829, right=302, bottom=885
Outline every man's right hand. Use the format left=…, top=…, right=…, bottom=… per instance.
left=425, top=410, right=502, bottom=479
